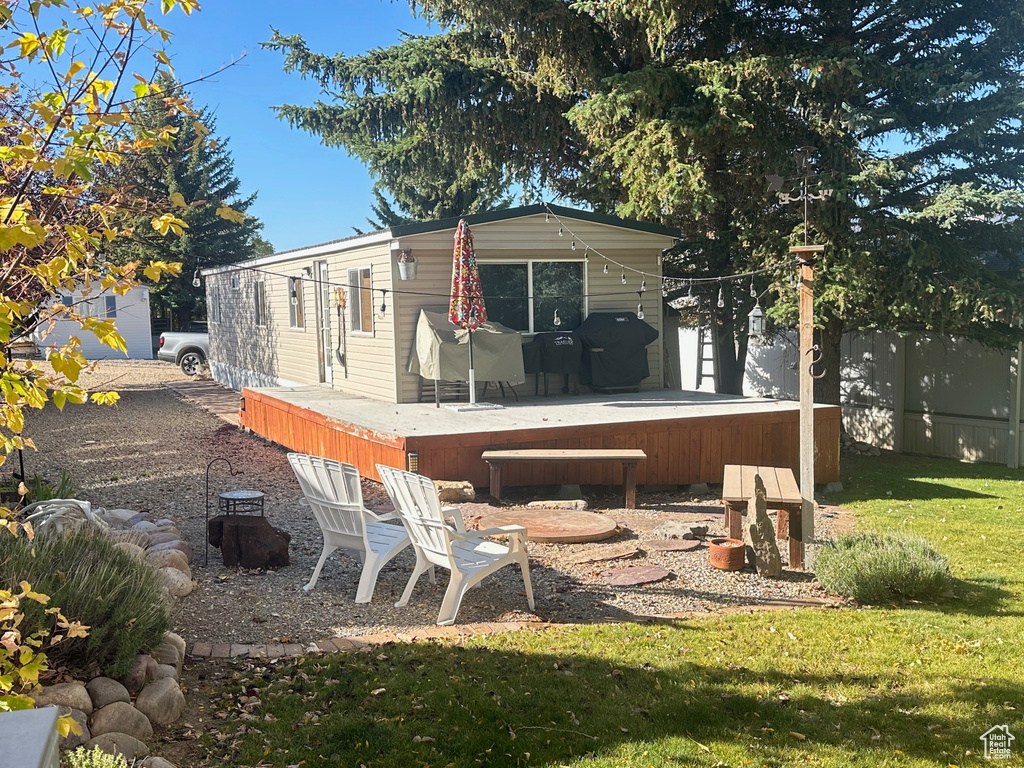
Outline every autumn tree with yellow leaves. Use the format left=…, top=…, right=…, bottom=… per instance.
left=0, top=0, right=235, bottom=716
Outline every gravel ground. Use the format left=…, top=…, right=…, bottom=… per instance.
left=23, top=360, right=843, bottom=648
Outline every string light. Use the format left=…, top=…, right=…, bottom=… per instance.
left=192, top=268, right=201, bottom=289
left=584, top=246, right=589, bottom=261
left=621, top=269, right=627, bottom=285
left=558, top=226, right=563, bottom=237
left=750, top=276, right=757, bottom=298
left=377, top=289, right=388, bottom=319
left=636, top=291, right=645, bottom=320
left=717, top=282, right=725, bottom=308
left=603, top=263, right=609, bottom=274
left=640, top=279, right=646, bottom=293
left=553, top=308, right=562, bottom=327
left=571, top=239, right=576, bottom=251
left=545, top=213, right=550, bottom=223
left=662, top=281, right=668, bottom=298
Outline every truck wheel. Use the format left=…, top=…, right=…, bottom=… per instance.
left=179, top=351, right=204, bottom=376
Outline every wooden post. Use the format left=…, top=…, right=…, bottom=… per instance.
left=1009, top=340, right=1023, bottom=469
left=791, top=244, right=824, bottom=558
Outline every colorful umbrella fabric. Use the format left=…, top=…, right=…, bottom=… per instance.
left=449, top=219, right=487, bottom=330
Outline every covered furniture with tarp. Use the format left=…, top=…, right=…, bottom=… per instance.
left=409, top=308, right=525, bottom=404
left=576, top=312, right=659, bottom=392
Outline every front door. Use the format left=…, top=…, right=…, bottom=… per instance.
left=315, top=261, right=333, bottom=385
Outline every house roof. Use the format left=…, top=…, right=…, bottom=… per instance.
left=389, top=203, right=681, bottom=239
left=202, top=203, right=679, bottom=276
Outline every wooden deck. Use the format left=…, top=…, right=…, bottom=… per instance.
left=239, top=387, right=841, bottom=490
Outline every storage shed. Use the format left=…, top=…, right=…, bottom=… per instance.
left=203, top=204, right=678, bottom=403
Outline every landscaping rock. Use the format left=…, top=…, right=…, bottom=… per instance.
left=148, top=539, right=194, bottom=563
left=113, top=542, right=146, bottom=561
left=57, top=706, right=91, bottom=751
left=746, top=475, right=782, bottom=578
left=560, top=541, right=640, bottom=566
left=527, top=499, right=588, bottom=510
left=652, top=521, right=706, bottom=540
left=645, top=538, right=702, bottom=552
left=135, top=678, right=185, bottom=726
left=152, top=634, right=185, bottom=674
left=120, top=654, right=157, bottom=695
left=148, top=531, right=182, bottom=547
left=145, top=548, right=191, bottom=575
left=687, top=482, right=710, bottom=494
left=152, top=664, right=178, bottom=681
left=156, top=566, right=194, bottom=598
left=91, top=701, right=153, bottom=741
left=85, top=732, right=150, bottom=760
left=434, top=480, right=475, bottom=502
left=599, top=565, right=672, bottom=586
left=108, top=529, right=150, bottom=548
left=104, top=508, right=140, bottom=524
left=126, top=512, right=150, bottom=526
left=31, top=682, right=93, bottom=715
left=133, top=520, right=159, bottom=533
left=153, top=517, right=176, bottom=528
left=140, top=758, right=178, bottom=768
left=86, top=677, right=130, bottom=709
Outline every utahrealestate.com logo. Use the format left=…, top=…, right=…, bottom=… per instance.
left=980, top=725, right=1015, bottom=759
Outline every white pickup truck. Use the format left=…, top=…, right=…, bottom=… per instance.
left=157, top=322, right=209, bottom=375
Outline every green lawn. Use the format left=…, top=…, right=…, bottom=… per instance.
left=203, top=454, right=1024, bottom=767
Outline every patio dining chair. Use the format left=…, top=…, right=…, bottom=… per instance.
left=288, top=453, right=413, bottom=603
left=376, top=464, right=535, bottom=626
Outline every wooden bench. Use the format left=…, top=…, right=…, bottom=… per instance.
left=481, top=449, right=647, bottom=509
left=722, top=464, right=804, bottom=570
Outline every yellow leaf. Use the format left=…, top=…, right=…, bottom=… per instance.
left=169, top=191, right=186, bottom=208
left=151, top=213, right=187, bottom=236
left=216, top=205, right=246, bottom=224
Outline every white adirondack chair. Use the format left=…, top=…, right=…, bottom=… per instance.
left=288, top=453, right=412, bottom=603
left=376, top=464, right=535, bottom=626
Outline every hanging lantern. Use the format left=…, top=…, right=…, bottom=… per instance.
left=748, top=302, right=765, bottom=338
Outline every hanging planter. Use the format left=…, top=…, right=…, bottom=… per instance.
left=397, top=249, right=417, bottom=280
left=709, top=537, right=746, bottom=571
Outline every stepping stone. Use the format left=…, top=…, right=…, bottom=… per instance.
left=560, top=542, right=640, bottom=567
left=599, top=565, right=672, bottom=586
left=645, top=538, right=702, bottom=553
left=478, top=508, right=617, bottom=544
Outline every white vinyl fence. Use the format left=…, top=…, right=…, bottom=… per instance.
left=678, top=325, right=1024, bottom=468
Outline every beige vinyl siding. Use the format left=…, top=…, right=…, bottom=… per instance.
left=329, top=243, right=397, bottom=402
left=208, top=261, right=321, bottom=386
left=393, top=213, right=672, bottom=403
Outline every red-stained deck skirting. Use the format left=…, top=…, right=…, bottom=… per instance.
left=240, top=388, right=840, bottom=489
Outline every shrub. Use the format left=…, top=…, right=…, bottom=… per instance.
left=28, top=469, right=77, bottom=503
left=815, top=531, right=953, bottom=604
left=64, top=746, right=130, bottom=768
left=0, top=530, right=169, bottom=677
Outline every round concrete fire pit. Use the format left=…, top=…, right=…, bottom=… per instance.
left=477, top=508, right=618, bottom=544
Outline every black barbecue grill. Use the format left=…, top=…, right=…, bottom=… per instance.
left=522, top=330, right=583, bottom=395
left=576, top=312, right=659, bottom=392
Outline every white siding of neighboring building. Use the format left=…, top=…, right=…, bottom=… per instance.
left=33, top=287, right=153, bottom=359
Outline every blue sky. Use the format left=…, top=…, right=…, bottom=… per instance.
left=161, top=2, right=434, bottom=252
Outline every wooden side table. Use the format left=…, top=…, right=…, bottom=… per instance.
left=722, top=464, right=804, bottom=570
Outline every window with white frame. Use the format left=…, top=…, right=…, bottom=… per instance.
left=230, top=274, right=240, bottom=290
left=478, top=261, right=585, bottom=333
left=347, top=266, right=373, bottom=333
left=209, top=286, right=221, bottom=323
left=288, top=276, right=305, bottom=329
left=79, top=295, right=117, bottom=318
left=254, top=280, right=267, bottom=327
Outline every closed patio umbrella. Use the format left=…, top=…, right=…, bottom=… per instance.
left=449, top=219, right=487, bottom=405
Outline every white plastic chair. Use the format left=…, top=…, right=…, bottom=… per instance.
left=376, top=464, right=535, bottom=626
left=288, top=453, right=412, bottom=603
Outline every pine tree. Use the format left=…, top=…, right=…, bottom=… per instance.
left=106, top=83, right=267, bottom=328
left=266, top=2, right=1024, bottom=400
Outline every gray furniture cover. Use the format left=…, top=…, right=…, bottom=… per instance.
left=408, top=308, right=526, bottom=385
